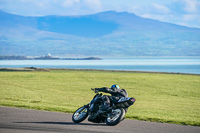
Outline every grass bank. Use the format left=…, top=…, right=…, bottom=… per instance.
left=0, top=69, right=199, bottom=126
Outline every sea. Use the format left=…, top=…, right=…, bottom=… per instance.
left=0, top=57, right=200, bottom=74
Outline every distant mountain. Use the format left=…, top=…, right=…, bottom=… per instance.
left=0, top=10, right=200, bottom=57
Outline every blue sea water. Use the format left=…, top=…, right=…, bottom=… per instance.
left=0, top=57, right=200, bottom=74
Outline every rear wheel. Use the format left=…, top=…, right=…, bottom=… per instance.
left=72, top=106, right=88, bottom=123
left=106, top=108, right=125, bottom=126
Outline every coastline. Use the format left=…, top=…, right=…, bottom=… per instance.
left=0, top=67, right=199, bottom=76
left=0, top=55, right=102, bottom=60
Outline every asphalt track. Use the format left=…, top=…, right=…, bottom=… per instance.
left=0, top=106, right=199, bottom=133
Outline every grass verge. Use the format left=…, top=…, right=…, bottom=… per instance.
left=0, top=69, right=199, bottom=126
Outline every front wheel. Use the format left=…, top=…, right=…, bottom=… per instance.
left=106, top=108, right=125, bottom=126
left=72, top=106, right=88, bottom=123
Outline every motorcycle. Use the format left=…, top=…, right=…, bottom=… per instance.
left=72, top=88, right=136, bottom=126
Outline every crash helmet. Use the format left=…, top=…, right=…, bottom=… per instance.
left=111, top=84, right=120, bottom=91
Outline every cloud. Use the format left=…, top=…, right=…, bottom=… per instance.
left=0, top=0, right=200, bottom=28
left=83, top=0, right=102, bottom=10
left=183, top=14, right=197, bottom=21
left=141, top=13, right=175, bottom=23
left=62, top=0, right=76, bottom=8
left=152, top=3, right=171, bottom=14
left=184, top=0, right=200, bottom=13
left=182, top=14, right=200, bottom=27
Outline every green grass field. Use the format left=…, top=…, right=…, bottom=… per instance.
left=0, top=70, right=199, bottom=126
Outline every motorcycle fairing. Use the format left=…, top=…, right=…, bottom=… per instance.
left=113, top=97, right=136, bottom=108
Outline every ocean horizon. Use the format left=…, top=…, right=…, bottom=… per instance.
left=0, top=57, right=200, bottom=74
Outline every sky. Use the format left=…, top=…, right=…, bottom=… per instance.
left=0, top=0, right=200, bottom=28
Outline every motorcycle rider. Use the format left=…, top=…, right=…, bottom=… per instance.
left=95, top=84, right=128, bottom=114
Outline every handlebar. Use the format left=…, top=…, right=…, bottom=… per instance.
left=91, top=88, right=99, bottom=93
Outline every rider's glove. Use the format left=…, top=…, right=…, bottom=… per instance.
left=95, top=88, right=99, bottom=93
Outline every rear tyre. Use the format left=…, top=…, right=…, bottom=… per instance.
left=106, top=108, right=125, bottom=126
left=72, top=106, right=88, bottom=123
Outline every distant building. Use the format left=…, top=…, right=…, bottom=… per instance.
left=48, top=53, right=51, bottom=57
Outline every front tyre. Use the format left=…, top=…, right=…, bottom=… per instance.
left=106, top=108, right=125, bottom=126
left=72, top=106, right=88, bottom=123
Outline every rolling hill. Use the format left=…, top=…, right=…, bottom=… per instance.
left=0, top=10, right=200, bottom=57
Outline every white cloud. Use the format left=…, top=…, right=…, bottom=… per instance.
left=184, top=0, right=200, bottom=13
left=141, top=14, right=174, bottom=22
left=0, top=0, right=200, bottom=28
left=182, top=14, right=200, bottom=27
left=152, top=3, right=171, bottom=14
left=83, top=0, right=102, bottom=9
left=62, top=0, right=75, bottom=8
left=183, top=14, right=197, bottom=21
